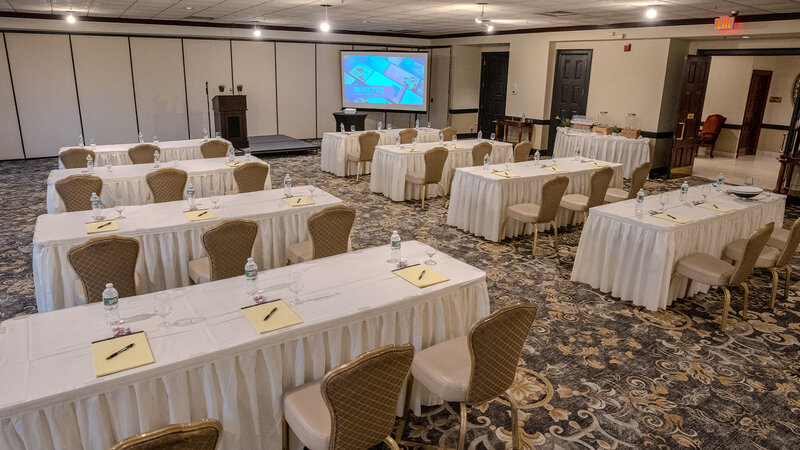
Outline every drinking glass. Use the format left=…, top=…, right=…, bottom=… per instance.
left=114, top=196, right=125, bottom=220
left=308, top=179, right=317, bottom=197
left=412, top=137, right=417, bottom=148
left=659, top=193, right=669, bottom=212
left=387, top=123, right=392, bottom=130
left=154, top=293, right=172, bottom=329
left=425, top=237, right=438, bottom=265
left=505, top=156, right=511, bottom=173
left=552, top=157, right=558, bottom=168
left=106, top=163, right=112, bottom=174
left=490, top=132, right=496, bottom=141
left=244, top=148, right=252, bottom=161
left=350, top=125, right=355, bottom=132
left=210, top=190, right=220, bottom=209
left=215, top=131, right=221, bottom=138
left=153, top=135, right=159, bottom=145
left=745, top=177, right=754, bottom=186
left=90, top=138, right=96, bottom=149
left=289, top=271, right=304, bottom=304
left=452, top=135, right=458, bottom=147
left=701, top=184, right=711, bottom=201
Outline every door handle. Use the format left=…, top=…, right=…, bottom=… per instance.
left=676, top=122, right=686, bottom=141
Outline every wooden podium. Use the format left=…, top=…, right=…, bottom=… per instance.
left=213, top=95, right=249, bottom=148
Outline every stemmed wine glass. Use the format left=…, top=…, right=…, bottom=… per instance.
left=659, top=192, right=669, bottom=212
left=154, top=293, right=172, bottom=329
left=505, top=155, right=512, bottom=173
left=745, top=177, right=754, bottom=186
left=289, top=271, right=304, bottom=305
left=701, top=184, right=711, bottom=201
left=425, top=237, right=438, bottom=265
left=308, top=179, right=317, bottom=198
left=210, top=190, right=220, bottom=209
left=114, top=195, right=125, bottom=220
left=490, top=132, right=496, bottom=141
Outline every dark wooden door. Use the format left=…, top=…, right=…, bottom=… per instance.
left=737, top=70, right=773, bottom=157
left=478, top=52, right=509, bottom=139
left=669, top=55, right=711, bottom=178
left=548, top=49, right=592, bottom=152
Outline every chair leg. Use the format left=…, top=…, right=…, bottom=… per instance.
left=503, top=391, right=520, bottom=450
left=421, top=185, right=427, bottom=209
left=720, top=285, right=732, bottom=331
left=769, top=268, right=780, bottom=310
left=498, top=218, right=508, bottom=242
left=345, top=160, right=349, bottom=178
left=583, top=211, right=588, bottom=222
left=532, top=226, right=539, bottom=256
left=403, top=376, right=414, bottom=421
left=550, top=220, right=559, bottom=252
left=785, top=266, right=792, bottom=299
left=458, top=402, right=468, bottom=450
left=684, top=278, right=692, bottom=298
left=356, top=162, right=361, bottom=182
left=282, top=417, right=289, bottom=450
left=384, top=436, right=401, bottom=450
left=740, top=282, right=750, bottom=320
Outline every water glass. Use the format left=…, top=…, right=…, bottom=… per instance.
left=90, top=138, right=96, bottom=149
left=659, top=193, right=669, bottom=212
left=210, top=191, right=220, bottom=209
left=452, top=135, right=458, bottom=147
left=350, top=125, right=356, bottom=132
left=745, top=177, right=754, bottom=186
left=154, top=293, right=172, bottom=329
left=289, top=271, right=304, bottom=304
left=114, top=197, right=125, bottom=220
left=308, top=179, right=317, bottom=197
left=153, top=135, right=159, bottom=145
left=425, top=237, right=438, bottom=265
left=490, top=132, right=496, bottom=141
left=215, top=131, right=221, bottom=138
left=106, top=163, right=112, bottom=174
left=412, top=137, right=417, bottom=148
left=245, top=148, right=252, bottom=161
left=387, top=123, right=392, bottom=130
left=701, top=184, right=711, bottom=200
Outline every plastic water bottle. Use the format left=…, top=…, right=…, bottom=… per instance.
left=90, top=192, right=101, bottom=219
left=284, top=173, right=292, bottom=197
left=415, top=119, right=420, bottom=129
left=186, top=182, right=196, bottom=210
left=378, top=121, right=382, bottom=131
left=227, top=146, right=235, bottom=163
left=244, top=257, right=258, bottom=296
left=202, top=128, right=209, bottom=141
left=534, top=149, right=541, bottom=166
left=153, top=149, right=160, bottom=168
left=680, top=181, right=689, bottom=202
left=389, top=230, right=401, bottom=263
left=86, top=154, right=94, bottom=173
left=483, top=153, right=490, bottom=170
left=138, top=132, right=144, bottom=144
left=103, top=283, right=120, bottom=326
left=574, top=146, right=581, bottom=161
left=717, top=173, right=724, bottom=191
left=635, top=189, right=645, bottom=215
left=477, top=130, right=483, bottom=141
left=340, top=123, right=345, bottom=133
left=439, top=133, right=444, bottom=146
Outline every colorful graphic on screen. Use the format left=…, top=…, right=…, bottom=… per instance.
left=341, top=52, right=427, bottom=112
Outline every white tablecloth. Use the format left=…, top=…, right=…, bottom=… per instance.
left=2, top=242, right=490, bottom=450
left=447, top=159, right=624, bottom=242
left=571, top=188, right=786, bottom=310
left=370, top=140, right=513, bottom=202
left=320, top=128, right=440, bottom=177
left=58, top=139, right=234, bottom=169
left=33, top=186, right=340, bottom=312
left=47, top=157, right=271, bottom=214
left=553, top=127, right=650, bottom=179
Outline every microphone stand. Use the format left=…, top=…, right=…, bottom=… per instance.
left=205, top=81, right=211, bottom=135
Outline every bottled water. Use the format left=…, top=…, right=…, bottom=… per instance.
left=227, top=146, right=235, bottom=163
left=86, top=154, right=94, bottom=173
left=635, top=189, right=645, bottom=215
left=186, top=182, right=196, bottom=210
left=90, top=192, right=101, bottom=220
left=202, top=128, right=209, bottom=141
left=153, top=150, right=160, bottom=168
left=574, top=146, right=581, bottom=161
left=103, top=283, right=120, bottom=326
left=389, top=230, right=401, bottom=263
left=477, top=130, right=483, bottom=141
left=378, top=121, right=382, bottom=131
left=78, top=135, right=84, bottom=147
left=340, top=123, right=345, bottom=133
left=415, top=119, right=420, bottom=129
left=483, top=153, right=490, bottom=170
left=138, top=132, right=144, bottom=144
left=244, top=257, right=258, bottom=296
left=439, top=133, right=444, bottom=146
left=395, top=135, right=401, bottom=146
left=717, top=173, right=724, bottom=191
left=534, top=150, right=540, bottom=166
left=284, top=173, right=292, bottom=197
left=680, top=181, right=689, bottom=202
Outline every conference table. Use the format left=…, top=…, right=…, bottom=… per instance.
left=553, top=127, right=650, bottom=179
left=33, top=186, right=340, bottom=312
left=571, top=187, right=785, bottom=311
left=58, top=138, right=234, bottom=169
left=447, top=158, right=624, bottom=242
left=46, top=157, right=271, bottom=214
left=1, top=242, right=490, bottom=450
left=320, top=127, right=440, bottom=177
left=370, top=139, right=513, bottom=202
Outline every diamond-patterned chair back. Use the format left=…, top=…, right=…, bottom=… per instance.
left=440, top=126, right=457, bottom=142
left=67, top=235, right=140, bottom=303
left=200, top=140, right=228, bottom=158
left=514, top=141, right=532, bottom=162
left=322, top=344, right=414, bottom=449
left=60, top=148, right=96, bottom=169
left=423, top=147, right=448, bottom=184
left=233, top=162, right=270, bottom=193
left=471, top=142, right=492, bottom=166
left=730, top=222, right=774, bottom=286
left=55, top=174, right=104, bottom=212
left=357, top=131, right=380, bottom=162
left=587, top=167, right=614, bottom=209
left=146, top=168, right=187, bottom=203
left=128, top=144, right=161, bottom=164
left=627, top=162, right=652, bottom=200
left=202, top=218, right=259, bottom=281
left=110, top=419, right=222, bottom=450
left=776, top=218, right=800, bottom=268
left=398, top=128, right=418, bottom=144
left=308, top=205, right=356, bottom=260
left=538, top=176, right=570, bottom=223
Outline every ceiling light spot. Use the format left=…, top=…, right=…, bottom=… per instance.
left=646, top=8, right=657, bottom=19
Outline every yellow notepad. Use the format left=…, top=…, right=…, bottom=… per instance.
left=226, top=161, right=243, bottom=167
left=393, top=264, right=450, bottom=288
left=283, top=196, right=314, bottom=206
left=493, top=171, right=520, bottom=178
left=91, top=331, right=155, bottom=377
left=184, top=209, right=217, bottom=221
left=696, top=202, right=734, bottom=213
left=86, top=220, right=119, bottom=234
left=241, top=300, right=302, bottom=334
left=543, top=166, right=567, bottom=173
left=584, top=160, right=608, bottom=167
left=652, top=213, right=693, bottom=224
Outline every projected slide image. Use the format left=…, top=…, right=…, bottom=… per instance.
left=343, top=54, right=425, bottom=107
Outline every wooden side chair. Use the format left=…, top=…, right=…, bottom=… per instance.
left=405, top=147, right=448, bottom=209
left=200, top=139, right=229, bottom=158
left=55, top=174, right=103, bottom=212
left=287, top=205, right=355, bottom=265
left=605, top=162, right=651, bottom=203
left=398, top=128, right=418, bottom=144
left=501, top=176, right=570, bottom=255
left=188, top=219, right=259, bottom=284
left=68, top=235, right=140, bottom=303
left=697, top=114, right=726, bottom=158
left=471, top=142, right=492, bottom=166
left=513, top=141, right=531, bottom=163
left=345, top=131, right=380, bottom=181
left=128, top=144, right=160, bottom=164
left=559, top=167, right=614, bottom=221
left=234, top=162, right=270, bottom=193
left=60, top=147, right=96, bottom=169
left=440, top=126, right=457, bottom=141
left=111, top=419, right=222, bottom=450
left=145, top=168, right=187, bottom=203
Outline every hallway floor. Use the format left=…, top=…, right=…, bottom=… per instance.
left=692, top=151, right=781, bottom=190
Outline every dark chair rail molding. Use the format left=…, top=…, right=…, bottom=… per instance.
left=449, top=108, right=479, bottom=114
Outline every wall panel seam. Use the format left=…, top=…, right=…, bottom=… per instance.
left=181, top=38, right=190, bottom=139
left=68, top=34, right=84, bottom=140
left=3, top=32, right=25, bottom=158
left=128, top=37, right=140, bottom=134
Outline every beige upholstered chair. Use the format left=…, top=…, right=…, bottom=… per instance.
left=283, top=344, right=414, bottom=450
left=287, top=205, right=355, bottom=265
left=500, top=176, right=570, bottom=255
left=724, top=218, right=800, bottom=309
left=128, top=144, right=160, bottom=164
left=111, top=419, right=222, bottom=450
left=68, top=236, right=140, bottom=304
left=471, top=142, right=492, bottom=166
left=145, top=168, right=187, bottom=203
left=398, top=128, right=418, bottom=144
left=55, top=174, right=103, bottom=212
left=188, top=219, right=259, bottom=284
left=513, top=141, right=532, bottom=163
left=408, top=303, right=538, bottom=450
left=604, top=162, right=651, bottom=203
left=440, top=126, right=457, bottom=141
left=405, top=147, right=448, bottom=209
left=559, top=167, right=614, bottom=221
left=200, top=139, right=229, bottom=159
left=60, top=147, right=96, bottom=169
left=672, top=222, right=774, bottom=331
left=345, top=131, right=380, bottom=181
left=233, top=162, right=270, bottom=193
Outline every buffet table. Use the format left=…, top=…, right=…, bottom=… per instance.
left=553, top=127, right=650, bottom=179
left=58, top=138, right=233, bottom=169
left=320, top=128, right=440, bottom=177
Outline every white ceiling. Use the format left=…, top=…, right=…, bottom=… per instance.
left=2, top=0, right=800, bottom=36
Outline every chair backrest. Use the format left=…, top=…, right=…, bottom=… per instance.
left=587, top=167, right=614, bottom=208
left=110, top=419, right=222, bottom=450
left=537, top=176, right=570, bottom=223
left=702, top=114, right=727, bottom=135
left=626, top=162, right=652, bottom=199
left=730, top=222, right=775, bottom=285
left=55, top=174, right=104, bottom=212
left=128, top=144, right=160, bottom=164
left=357, top=131, right=380, bottom=162
left=398, top=128, right=418, bottom=144
left=60, top=148, right=96, bottom=169
left=308, top=205, right=356, bottom=260
left=471, top=142, right=493, bottom=166
left=440, top=126, right=457, bottom=141
left=200, top=139, right=229, bottom=159
left=68, top=236, right=139, bottom=303
left=202, top=219, right=259, bottom=281
left=514, top=141, right=532, bottom=163
left=233, top=162, right=270, bottom=193
left=775, top=218, right=800, bottom=267
left=467, top=302, right=538, bottom=404
left=146, top=168, right=187, bottom=203
left=423, top=147, right=449, bottom=184
left=322, top=344, right=414, bottom=449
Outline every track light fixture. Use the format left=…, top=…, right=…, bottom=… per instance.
left=320, top=4, right=331, bottom=32
left=475, top=3, right=487, bottom=23
left=253, top=25, right=261, bottom=37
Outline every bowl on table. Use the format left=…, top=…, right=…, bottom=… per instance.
left=728, top=186, right=763, bottom=198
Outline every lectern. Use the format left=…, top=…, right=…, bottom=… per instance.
left=213, top=95, right=249, bottom=148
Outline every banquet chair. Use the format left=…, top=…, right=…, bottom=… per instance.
left=398, top=128, right=418, bottom=144
left=405, top=147, right=448, bottom=209
left=283, top=344, right=414, bottom=450
left=671, top=222, right=773, bottom=331
left=724, top=218, right=800, bottom=309
left=500, top=176, right=569, bottom=255
left=200, top=139, right=229, bottom=158
left=287, top=205, right=356, bottom=265
left=697, top=114, right=726, bottom=158
left=68, top=235, right=140, bottom=304
left=111, top=419, right=222, bottom=450
left=59, top=147, right=96, bottom=169
left=440, top=126, right=457, bottom=141
left=345, top=131, right=380, bottom=182
left=513, top=141, right=532, bottom=163
left=471, top=142, right=492, bottom=166
left=55, top=174, right=103, bottom=212
left=146, top=168, right=187, bottom=203
left=604, top=162, right=651, bottom=203
left=188, top=218, right=259, bottom=284
left=233, top=162, right=270, bottom=193
left=127, top=143, right=160, bottom=164
left=407, top=302, right=537, bottom=450
left=559, top=167, right=614, bottom=222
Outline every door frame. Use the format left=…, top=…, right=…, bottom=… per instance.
left=477, top=51, right=509, bottom=139
left=548, top=49, right=593, bottom=153
left=737, top=69, right=773, bottom=157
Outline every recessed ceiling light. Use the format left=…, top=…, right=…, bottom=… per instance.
left=741, top=35, right=751, bottom=39
left=646, top=8, right=657, bottom=19
left=185, top=6, right=193, bottom=10
left=320, top=4, right=331, bottom=32
left=66, top=8, right=76, bottom=23
left=486, top=24, right=494, bottom=32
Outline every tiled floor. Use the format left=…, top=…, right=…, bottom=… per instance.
left=692, top=151, right=781, bottom=190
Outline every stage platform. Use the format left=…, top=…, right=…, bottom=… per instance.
left=245, top=135, right=319, bottom=154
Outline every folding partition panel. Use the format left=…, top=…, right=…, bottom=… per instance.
left=183, top=39, right=233, bottom=139
left=0, top=33, right=23, bottom=160
left=231, top=40, right=278, bottom=137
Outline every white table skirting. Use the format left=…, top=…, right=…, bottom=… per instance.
left=570, top=188, right=785, bottom=310
left=447, top=159, right=624, bottom=242
left=553, top=127, right=650, bottom=179
left=1, top=242, right=490, bottom=450
left=370, top=140, right=513, bottom=202
left=33, top=186, right=340, bottom=312
left=58, top=139, right=233, bottom=169
left=320, top=128, right=440, bottom=177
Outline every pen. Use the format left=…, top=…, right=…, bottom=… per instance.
left=713, top=204, right=719, bottom=209
left=263, top=306, right=278, bottom=321
left=198, top=210, right=208, bottom=217
left=418, top=270, right=426, bottom=280
left=97, top=221, right=112, bottom=229
left=667, top=214, right=677, bottom=220
left=296, top=197, right=301, bottom=204
left=106, top=343, right=135, bottom=360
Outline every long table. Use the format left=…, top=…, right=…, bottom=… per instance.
left=58, top=138, right=234, bottom=169
left=320, top=128, right=440, bottom=177
left=2, top=242, right=490, bottom=449
left=553, top=127, right=650, bottom=179
left=571, top=188, right=785, bottom=310
left=34, top=186, right=339, bottom=312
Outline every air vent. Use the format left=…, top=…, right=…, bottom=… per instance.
left=540, top=11, right=571, bottom=17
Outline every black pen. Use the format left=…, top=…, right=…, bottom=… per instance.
left=296, top=197, right=301, bottom=204
left=106, top=343, right=135, bottom=360
left=418, top=270, right=426, bottom=280
left=712, top=204, right=719, bottom=209
left=667, top=214, right=678, bottom=220
left=97, top=221, right=113, bottom=229
left=263, top=306, right=278, bottom=321
left=198, top=210, right=208, bottom=217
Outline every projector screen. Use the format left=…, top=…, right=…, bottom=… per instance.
left=341, top=51, right=429, bottom=113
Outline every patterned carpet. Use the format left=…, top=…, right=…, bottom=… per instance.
left=2, top=151, right=800, bottom=449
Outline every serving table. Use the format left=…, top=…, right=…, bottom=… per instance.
left=553, top=127, right=650, bottom=179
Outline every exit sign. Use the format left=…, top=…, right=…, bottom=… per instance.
left=714, top=16, right=735, bottom=30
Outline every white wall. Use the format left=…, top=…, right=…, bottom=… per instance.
left=231, top=41, right=277, bottom=137
left=275, top=42, right=317, bottom=139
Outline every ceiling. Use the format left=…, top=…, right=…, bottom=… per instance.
left=2, top=0, right=800, bottom=36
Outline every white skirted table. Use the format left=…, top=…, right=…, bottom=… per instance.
left=553, top=127, right=650, bottom=179
left=33, top=186, right=340, bottom=312
left=370, top=139, right=514, bottom=202
left=320, top=128, right=440, bottom=177
left=447, top=159, right=624, bottom=242
left=1, top=242, right=490, bottom=450
left=58, top=139, right=233, bottom=169
left=46, top=157, right=271, bottom=213
left=571, top=188, right=785, bottom=311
